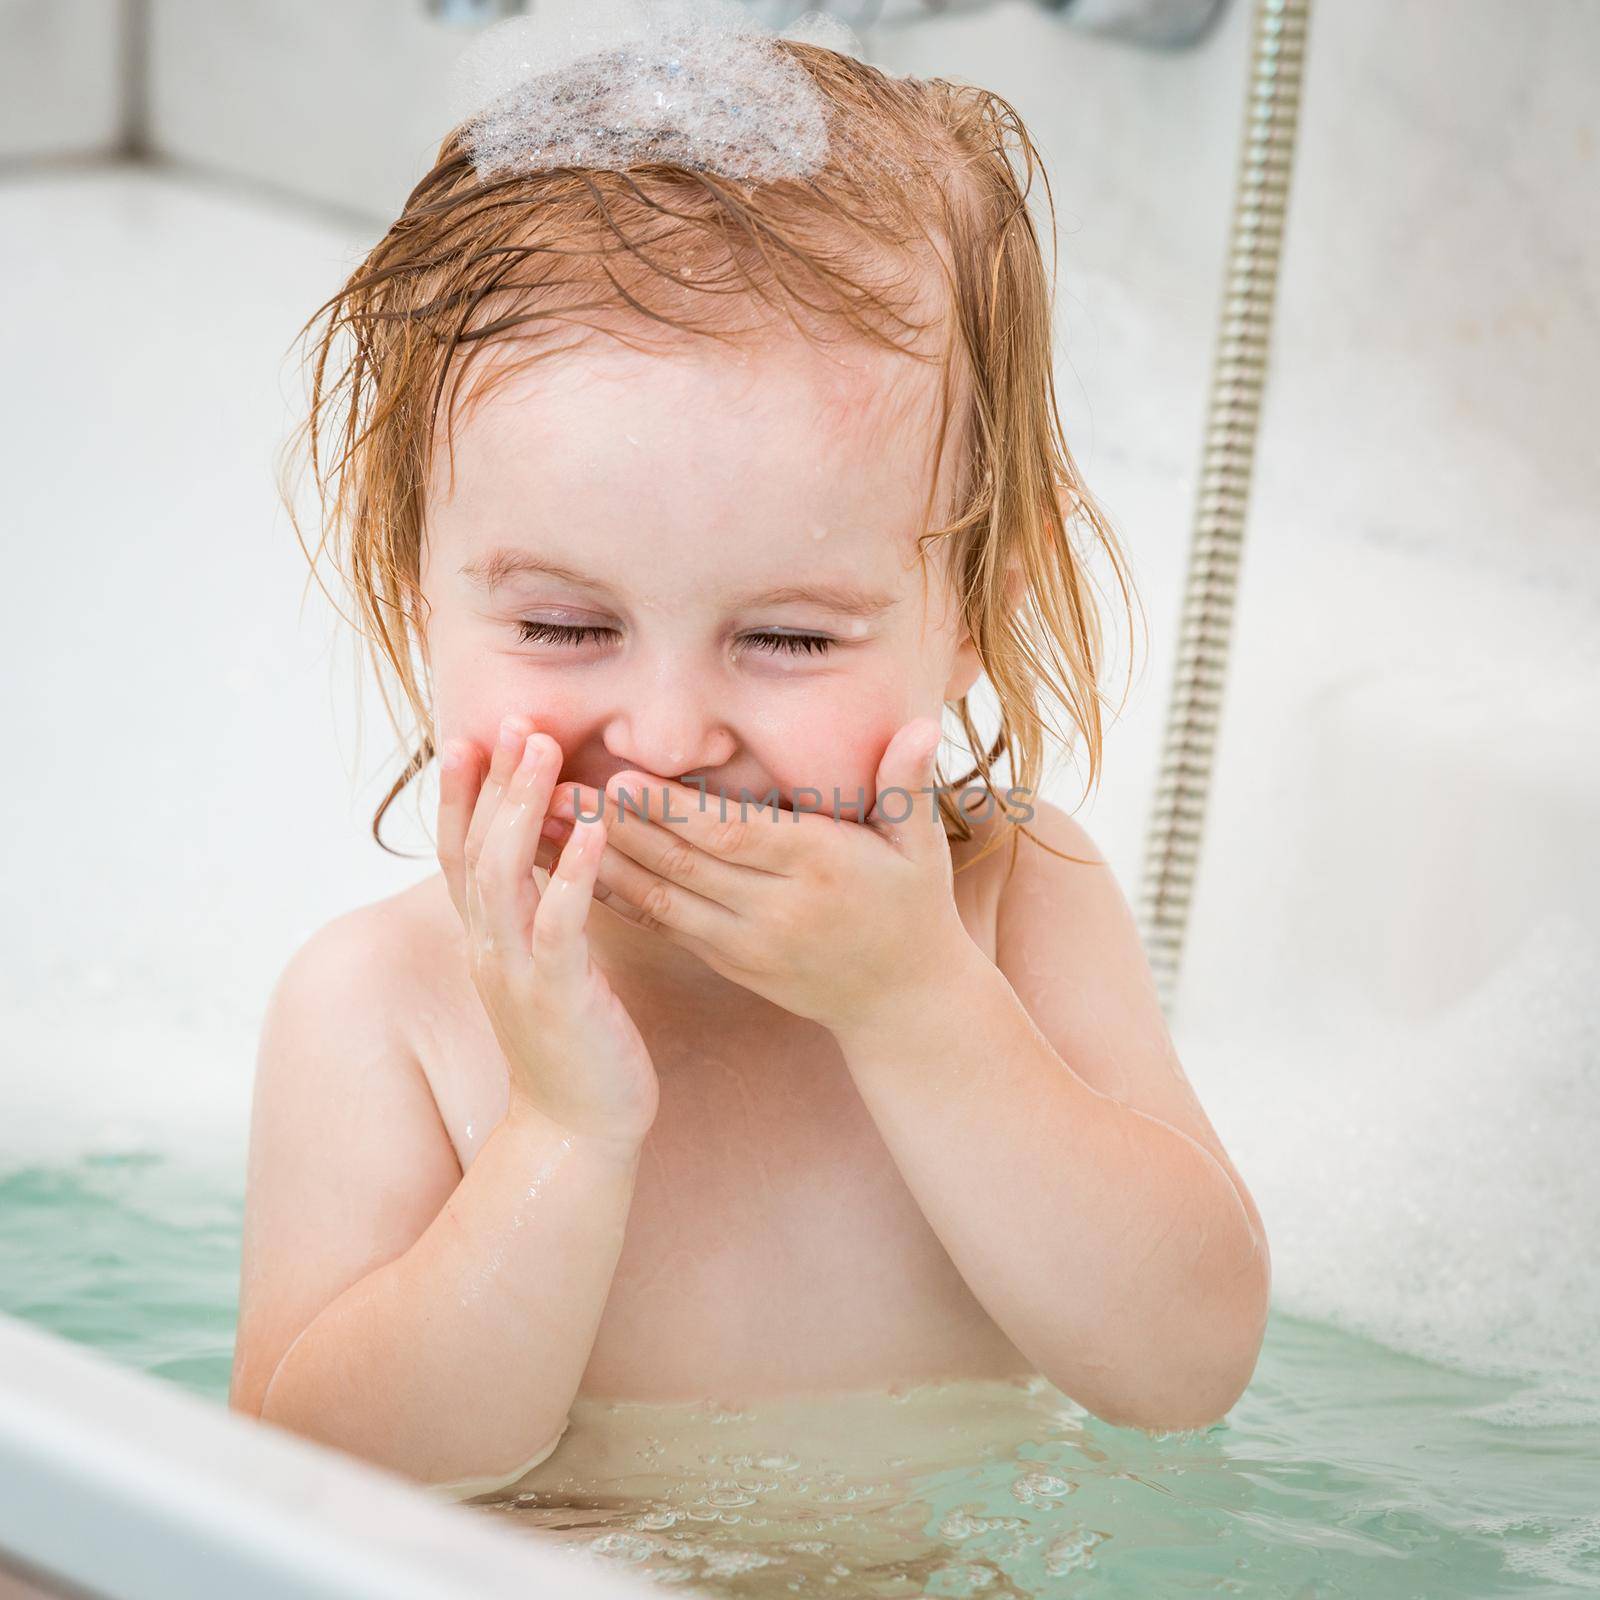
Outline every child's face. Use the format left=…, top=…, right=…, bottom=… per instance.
left=419, top=332, right=982, bottom=819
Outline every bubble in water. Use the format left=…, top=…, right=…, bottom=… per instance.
left=1043, top=1527, right=1107, bottom=1576
left=588, top=1530, right=657, bottom=1562
left=1010, top=1470, right=1076, bottom=1507
left=702, top=1546, right=785, bottom=1577
left=939, top=1509, right=1027, bottom=1542
left=1484, top=1511, right=1600, bottom=1589
left=631, top=1505, right=682, bottom=1530
left=927, top=1559, right=998, bottom=1594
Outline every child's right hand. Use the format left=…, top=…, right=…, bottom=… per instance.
left=436, top=717, right=659, bottom=1149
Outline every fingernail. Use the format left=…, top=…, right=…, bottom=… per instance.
left=440, top=741, right=463, bottom=772
left=498, top=717, right=523, bottom=751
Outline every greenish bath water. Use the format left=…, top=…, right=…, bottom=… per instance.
left=2, top=1149, right=1596, bottom=1598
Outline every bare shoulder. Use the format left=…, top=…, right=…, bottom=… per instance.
left=253, top=875, right=464, bottom=1154
left=231, top=876, right=463, bottom=1416
left=992, top=796, right=1112, bottom=912
left=987, top=797, right=1259, bottom=1199
left=248, top=874, right=473, bottom=1200
left=988, top=795, right=1154, bottom=1072
left=259, top=881, right=434, bottom=1057
left=944, top=795, right=1026, bottom=959
left=281, top=878, right=438, bottom=1002
left=331, top=873, right=506, bottom=1134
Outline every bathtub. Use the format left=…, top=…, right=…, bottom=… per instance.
left=0, top=162, right=671, bottom=1599
left=0, top=1315, right=659, bottom=1600
left=3, top=154, right=1597, bottom=1597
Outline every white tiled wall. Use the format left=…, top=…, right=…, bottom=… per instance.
left=124, top=0, right=1599, bottom=999
left=144, top=0, right=483, bottom=220
left=0, top=0, right=126, bottom=158
left=129, top=0, right=1598, bottom=597
left=3, top=0, right=1595, bottom=1033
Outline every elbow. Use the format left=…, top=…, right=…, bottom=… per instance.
left=227, top=1347, right=276, bottom=1424
left=1069, top=1226, right=1273, bottom=1433
left=1129, top=1171, right=1271, bottom=1429
left=1098, top=1320, right=1265, bottom=1433
left=229, top=1391, right=264, bottom=1424
left=1153, top=1224, right=1271, bottom=1429
left=418, top=1419, right=572, bottom=1504
left=1090, top=1379, right=1248, bottom=1436
left=1084, top=1320, right=1268, bottom=1434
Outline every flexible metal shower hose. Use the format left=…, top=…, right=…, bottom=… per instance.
left=1137, top=0, right=1312, bottom=1017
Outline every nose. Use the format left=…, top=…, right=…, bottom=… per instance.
left=600, top=659, right=737, bottom=780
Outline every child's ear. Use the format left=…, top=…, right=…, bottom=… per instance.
left=1001, top=556, right=1023, bottom=613
left=943, top=556, right=1023, bottom=702
left=945, top=637, right=983, bottom=703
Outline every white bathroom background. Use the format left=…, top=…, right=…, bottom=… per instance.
left=2, top=0, right=1596, bottom=1422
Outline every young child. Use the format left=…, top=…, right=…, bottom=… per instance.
left=228, top=13, right=1268, bottom=1501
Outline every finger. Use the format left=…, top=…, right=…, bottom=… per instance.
left=595, top=796, right=755, bottom=912
left=529, top=813, right=606, bottom=979
left=546, top=780, right=604, bottom=825
left=540, top=804, right=730, bottom=964
left=867, top=718, right=944, bottom=857
left=590, top=772, right=799, bottom=874
left=538, top=782, right=612, bottom=885
left=586, top=830, right=741, bottom=949
left=479, top=732, right=562, bottom=962
left=436, top=738, right=487, bottom=921
left=541, top=810, right=617, bottom=899
left=461, top=716, right=538, bottom=934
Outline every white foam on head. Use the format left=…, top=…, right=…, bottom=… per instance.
left=449, top=0, right=863, bottom=186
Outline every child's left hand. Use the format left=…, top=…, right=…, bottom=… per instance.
left=543, top=718, right=976, bottom=1035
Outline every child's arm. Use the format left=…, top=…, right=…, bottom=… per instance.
left=831, top=799, right=1270, bottom=1432
left=229, top=883, right=647, bottom=1494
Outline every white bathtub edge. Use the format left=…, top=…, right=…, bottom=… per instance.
left=0, top=1313, right=652, bottom=1600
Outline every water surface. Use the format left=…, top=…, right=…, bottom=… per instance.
left=2, top=1151, right=1595, bottom=1597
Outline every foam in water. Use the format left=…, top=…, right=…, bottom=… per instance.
left=449, top=0, right=864, bottom=186
left=1181, top=907, right=1600, bottom=1412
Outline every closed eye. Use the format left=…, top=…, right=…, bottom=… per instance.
left=517, top=621, right=615, bottom=647
left=516, top=621, right=836, bottom=657
left=742, top=632, right=834, bottom=657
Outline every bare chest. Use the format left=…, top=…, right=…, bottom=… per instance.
left=406, top=847, right=1029, bottom=1401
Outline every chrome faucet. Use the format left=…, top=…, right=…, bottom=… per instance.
left=750, top=0, right=1226, bottom=46
left=425, top=0, right=1229, bottom=50
left=424, top=0, right=528, bottom=26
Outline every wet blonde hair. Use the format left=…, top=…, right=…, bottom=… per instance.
left=282, top=40, right=1143, bottom=876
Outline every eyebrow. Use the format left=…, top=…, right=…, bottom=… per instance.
left=459, top=548, right=899, bottom=619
